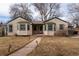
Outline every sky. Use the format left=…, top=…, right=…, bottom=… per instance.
left=60, top=4, right=69, bottom=21
left=0, top=3, right=11, bottom=23
left=0, top=3, right=70, bottom=23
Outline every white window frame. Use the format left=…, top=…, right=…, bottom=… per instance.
left=20, top=23, right=26, bottom=31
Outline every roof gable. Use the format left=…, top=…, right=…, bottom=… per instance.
left=44, top=17, right=69, bottom=24
left=7, top=17, right=32, bottom=24
left=6, top=17, right=69, bottom=25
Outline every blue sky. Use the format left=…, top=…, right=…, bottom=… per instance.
left=0, top=3, right=70, bottom=23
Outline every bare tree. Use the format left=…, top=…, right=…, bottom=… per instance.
left=67, top=3, right=79, bottom=27
left=33, top=3, right=61, bottom=21
left=9, top=4, right=20, bottom=19
left=48, top=3, right=61, bottom=19
left=9, top=3, right=33, bottom=21
left=10, top=3, right=61, bottom=21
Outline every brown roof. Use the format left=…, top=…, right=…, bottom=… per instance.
left=18, top=21, right=30, bottom=23
left=7, top=17, right=69, bottom=25
left=32, top=21, right=44, bottom=24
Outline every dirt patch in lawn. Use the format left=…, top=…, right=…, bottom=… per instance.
left=0, top=36, right=35, bottom=56
left=28, top=36, right=79, bottom=56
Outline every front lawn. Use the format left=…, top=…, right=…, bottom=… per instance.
left=0, top=36, right=34, bottom=56
left=28, top=36, right=79, bottom=56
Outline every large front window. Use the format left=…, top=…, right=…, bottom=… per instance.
left=48, top=23, right=52, bottom=31
left=20, top=24, right=26, bottom=31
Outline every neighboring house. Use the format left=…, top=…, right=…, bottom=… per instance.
left=74, top=26, right=79, bottom=35
left=0, top=22, right=5, bottom=36
left=6, top=17, right=69, bottom=36
left=68, top=23, right=74, bottom=36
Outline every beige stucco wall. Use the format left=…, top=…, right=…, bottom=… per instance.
left=7, top=17, right=32, bottom=36
left=43, top=18, right=68, bottom=36
left=27, top=24, right=32, bottom=35
left=43, top=31, right=54, bottom=35
left=17, top=24, right=32, bottom=35
left=43, top=24, right=54, bottom=35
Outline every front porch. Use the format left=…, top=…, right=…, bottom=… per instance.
left=32, top=24, right=43, bottom=34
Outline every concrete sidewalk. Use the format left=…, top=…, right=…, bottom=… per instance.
left=71, top=35, right=79, bottom=38
left=9, top=37, right=41, bottom=56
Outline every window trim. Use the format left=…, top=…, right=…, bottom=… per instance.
left=44, top=24, right=46, bottom=31
left=48, top=23, right=53, bottom=31
left=17, top=24, right=19, bottom=30
left=20, top=24, right=26, bottom=31
left=54, top=23, right=56, bottom=31
left=47, top=23, right=56, bottom=31
left=59, top=24, right=64, bottom=30
left=27, top=24, right=30, bottom=30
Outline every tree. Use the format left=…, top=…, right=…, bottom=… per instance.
left=9, top=3, right=33, bottom=21
left=33, top=3, right=61, bottom=21
left=67, top=3, right=79, bottom=27
left=9, top=3, right=61, bottom=21
left=48, top=3, right=61, bottom=19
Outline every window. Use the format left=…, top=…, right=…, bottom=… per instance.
left=9, top=25, right=13, bottom=32
left=44, top=24, right=46, bottom=30
left=48, top=23, right=52, bottom=31
left=27, top=24, right=30, bottom=30
left=59, top=24, right=64, bottom=30
left=20, top=24, right=26, bottom=31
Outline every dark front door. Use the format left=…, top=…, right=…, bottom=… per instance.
left=32, top=24, right=43, bottom=34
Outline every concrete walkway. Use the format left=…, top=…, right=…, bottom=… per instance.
left=9, top=37, right=41, bottom=56
left=71, top=35, right=79, bottom=38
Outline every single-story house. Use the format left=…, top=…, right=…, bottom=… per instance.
left=0, top=22, right=5, bottom=36
left=68, top=23, right=74, bottom=35
left=6, top=17, right=69, bottom=36
left=74, top=26, right=79, bottom=35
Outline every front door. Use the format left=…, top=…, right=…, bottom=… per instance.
left=32, top=24, right=43, bottom=34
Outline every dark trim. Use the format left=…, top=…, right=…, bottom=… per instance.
left=44, top=17, right=69, bottom=24
left=7, top=16, right=32, bottom=24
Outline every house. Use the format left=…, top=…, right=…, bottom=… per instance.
left=74, top=26, right=79, bottom=35
left=6, top=17, right=69, bottom=36
left=68, top=23, right=74, bottom=36
left=43, top=17, right=69, bottom=36
left=0, top=22, right=5, bottom=36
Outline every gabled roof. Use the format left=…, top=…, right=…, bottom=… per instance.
left=7, top=17, right=69, bottom=25
left=44, top=17, right=69, bottom=24
left=7, top=16, right=32, bottom=24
